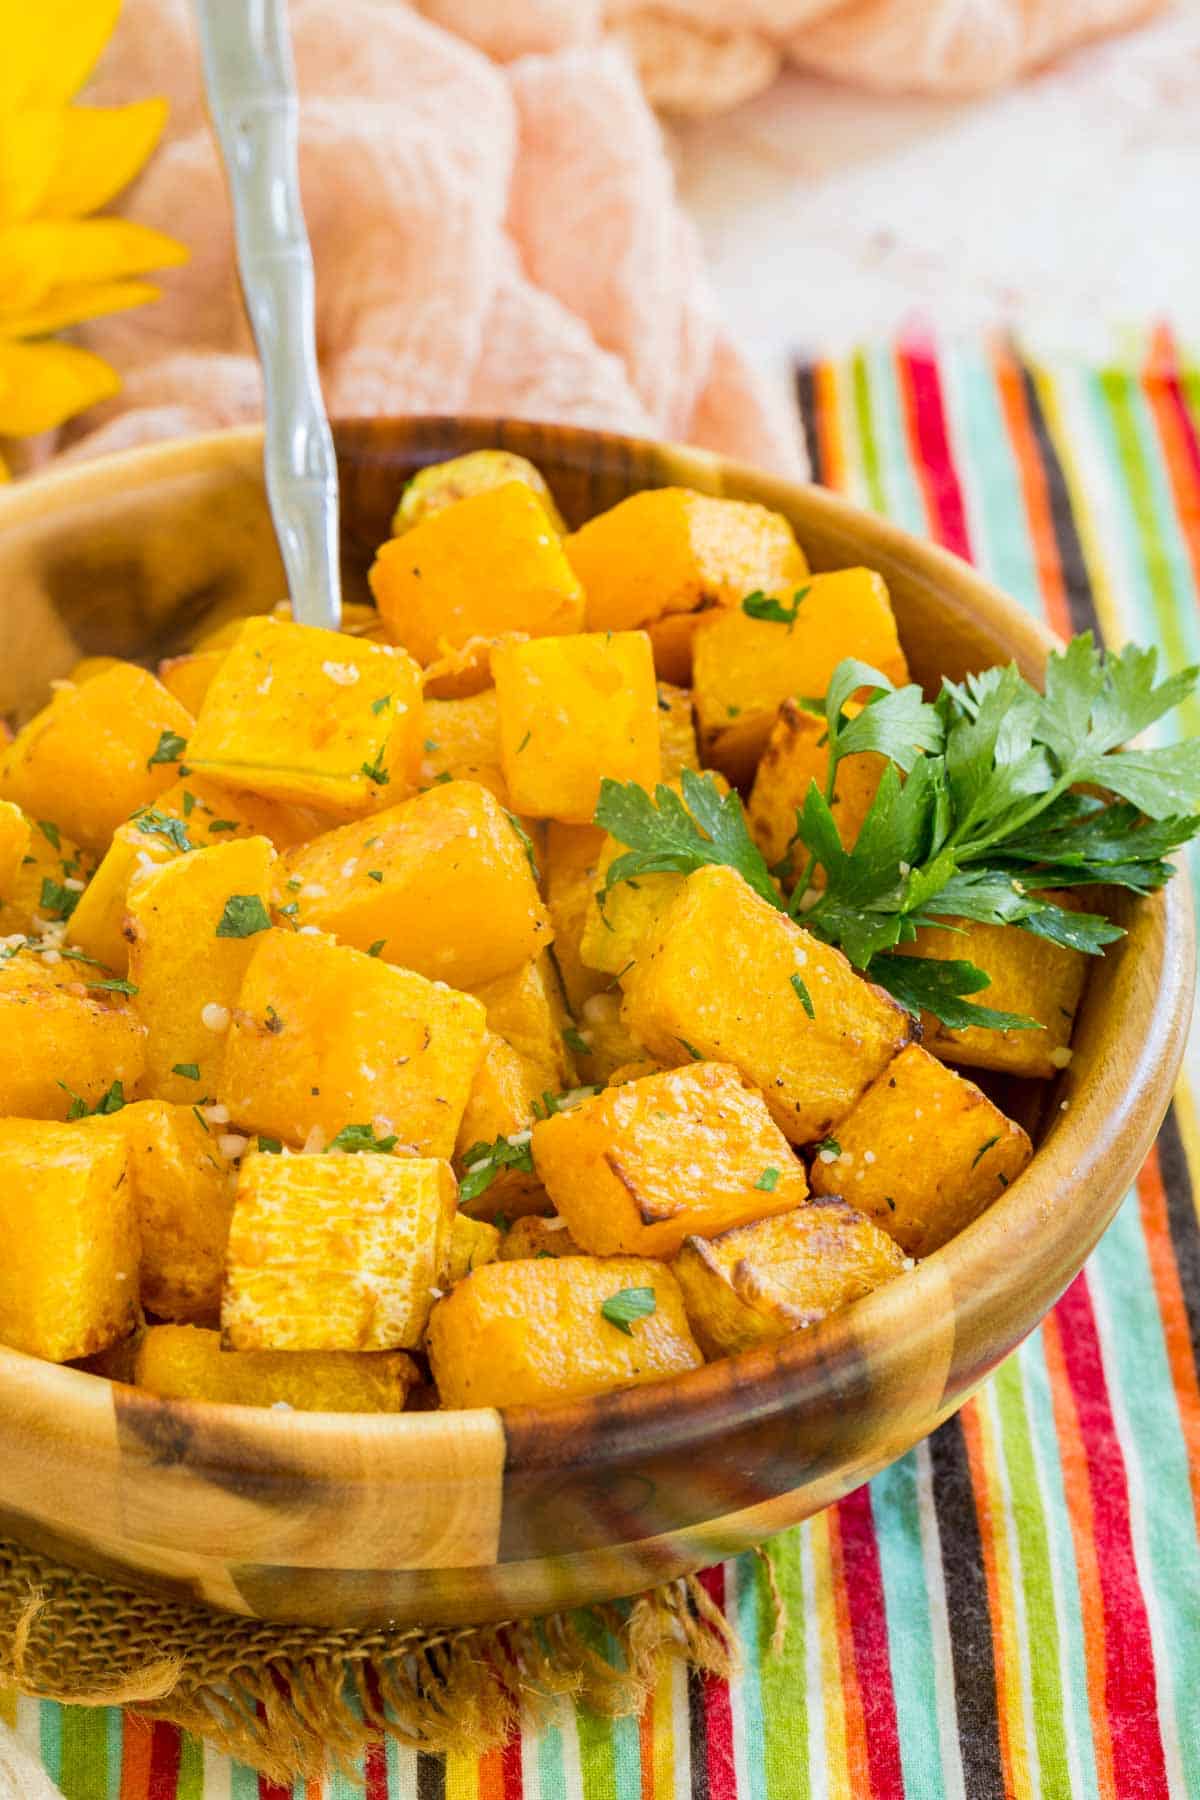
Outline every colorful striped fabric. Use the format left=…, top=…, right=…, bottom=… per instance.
left=7, top=329, right=1200, bottom=1800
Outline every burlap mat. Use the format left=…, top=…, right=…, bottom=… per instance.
left=0, top=1537, right=773, bottom=1783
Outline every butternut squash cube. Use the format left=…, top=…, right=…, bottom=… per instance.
left=91, top=1100, right=237, bottom=1324
left=898, top=907, right=1087, bottom=1079
left=421, top=690, right=509, bottom=803
left=0, top=949, right=145, bottom=1120
left=370, top=482, right=584, bottom=684
left=156, top=776, right=323, bottom=852
left=0, top=663, right=195, bottom=853
left=0, top=1120, right=137, bottom=1362
left=657, top=683, right=700, bottom=779
left=135, top=1324, right=418, bottom=1413
left=158, top=650, right=228, bottom=716
left=454, top=1031, right=548, bottom=1219
left=392, top=450, right=566, bottom=537
left=127, top=836, right=277, bottom=1104
left=532, top=1062, right=809, bottom=1259
left=186, top=617, right=424, bottom=814
left=672, top=1200, right=907, bottom=1359
left=68, top=821, right=178, bottom=976
left=574, top=989, right=654, bottom=1086
left=565, top=488, right=807, bottom=685
left=445, top=1213, right=502, bottom=1284
left=808, top=1044, right=1032, bottom=1256
left=492, top=631, right=661, bottom=823
left=621, top=866, right=912, bottom=1143
left=0, top=800, right=30, bottom=896
left=579, top=859, right=681, bottom=980
left=541, top=823, right=609, bottom=1013
left=222, top=1151, right=457, bottom=1352
left=692, top=569, right=908, bottom=784
left=219, top=929, right=486, bottom=1155
left=275, top=780, right=551, bottom=988
left=67, top=655, right=123, bottom=685
left=426, top=1256, right=702, bottom=1408
left=469, top=953, right=577, bottom=1093
left=495, top=1214, right=582, bottom=1260
left=0, top=814, right=95, bottom=939
left=748, top=697, right=886, bottom=879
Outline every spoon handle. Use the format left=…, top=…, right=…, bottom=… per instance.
left=196, top=0, right=342, bottom=631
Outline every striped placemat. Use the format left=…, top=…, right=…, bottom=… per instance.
left=6, top=328, right=1200, bottom=1799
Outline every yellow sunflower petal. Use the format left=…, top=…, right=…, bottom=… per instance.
left=0, top=278, right=159, bottom=340
left=0, top=218, right=187, bottom=302
left=0, top=338, right=120, bottom=436
left=0, top=0, right=122, bottom=112
left=0, top=109, right=65, bottom=226
left=38, top=99, right=170, bottom=220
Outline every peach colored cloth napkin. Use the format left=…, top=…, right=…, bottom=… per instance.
left=63, top=0, right=800, bottom=476
left=421, top=0, right=1166, bottom=113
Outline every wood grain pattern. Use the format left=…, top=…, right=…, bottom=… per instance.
left=0, top=417, right=1191, bottom=1627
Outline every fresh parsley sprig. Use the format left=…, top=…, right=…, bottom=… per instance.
left=593, top=634, right=1200, bottom=1029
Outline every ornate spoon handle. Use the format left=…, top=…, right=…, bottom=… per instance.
left=196, top=0, right=342, bottom=631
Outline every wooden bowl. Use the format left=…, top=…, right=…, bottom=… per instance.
left=0, top=419, right=1191, bottom=1628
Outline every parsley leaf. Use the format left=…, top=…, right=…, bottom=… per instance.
left=57, top=1078, right=126, bottom=1119
left=790, top=973, right=815, bottom=1018
left=458, top=1134, right=534, bottom=1204
left=172, top=1063, right=201, bottom=1080
left=563, top=1025, right=590, bottom=1056
left=88, top=977, right=138, bottom=996
left=257, top=1135, right=283, bottom=1154
left=147, top=729, right=188, bottom=770
left=600, top=1286, right=657, bottom=1335
left=133, top=809, right=193, bottom=854
left=37, top=820, right=60, bottom=850
left=360, top=748, right=390, bottom=785
left=328, top=1123, right=399, bottom=1155
left=755, top=1167, right=781, bottom=1191
left=595, top=768, right=779, bottom=910
left=506, top=812, right=540, bottom=883
left=215, top=894, right=271, bottom=939
left=869, top=953, right=1040, bottom=1032
left=39, top=877, right=79, bottom=921
left=741, top=586, right=811, bottom=630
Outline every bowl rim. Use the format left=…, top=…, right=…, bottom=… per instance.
left=0, top=417, right=1193, bottom=1493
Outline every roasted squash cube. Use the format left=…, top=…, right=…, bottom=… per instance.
left=492, top=632, right=661, bottom=823
left=219, top=929, right=486, bottom=1155
left=275, top=780, right=551, bottom=988
left=426, top=1255, right=702, bottom=1408
left=157, top=650, right=228, bottom=716
left=532, top=1062, right=809, bottom=1258
left=421, top=690, right=509, bottom=803
left=0, top=1120, right=137, bottom=1362
left=672, top=1200, right=907, bottom=1359
left=127, top=835, right=277, bottom=1103
left=222, top=1151, right=457, bottom=1352
left=392, top=450, right=566, bottom=537
left=0, top=663, right=195, bottom=853
left=0, top=800, right=30, bottom=896
left=135, top=1324, right=418, bottom=1413
left=91, top=1100, right=237, bottom=1324
left=445, top=1213, right=502, bottom=1284
left=454, top=1031, right=547, bottom=1219
left=692, top=569, right=908, bottom=784
left=565, top=488, right=806, bottom=684
left=495, top=1214, right=582, bottom=1260
left=541, top=823, right=609, bottom=1012
left=0, top=949, right=145, bottom=1120
left=0, top=814, right=96, bottom=939
left=748, top=697, right=886, bottom=879
left=155, top=775, right=323, bottom=852
left=621, top=866, right=912, bottom=1143
left=899, top=908, right=1087, bottom=1078
left=657, top=683, right=700, bottom=779
left=579, top=859, right=681, bottom=979
left=68, top=821, right=178, bottom=976
left=370, top=482, right=583, bottom=684
left=186, top=617, right=424, bottom=814
left=573, top=989, right=654, bottom=1086
left=469, top=953, right=577, bottom=1093
left=808, top=1044, right=1032, bottom=1256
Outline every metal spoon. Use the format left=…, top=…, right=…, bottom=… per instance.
left=196, top=0, right=342, bottom=631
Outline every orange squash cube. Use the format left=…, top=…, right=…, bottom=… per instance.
left=492, top=632, right=661, bottom=823
left=222, top=1151, right=458, bottom=1352
left=532, top=1062, right=809, bottom=1258
left=421, top=690, right=509, bottom=803
left=495, top=1214, right=582, bottom=1260
left=134, top=1323, right=418, bottom=1412
left=621, top=866, right=912, bottom=1143
left=426, top=1256, right=702, bottom=1408
left=445, top=1213, right=503, bottom=1284
left=0, top=800, right=30, bottom=896
left=218, top=929, right=486, bottom=1155
left=186, top=617, right=424, bottom=814
left=0, top=663, right=195, bottom=853
left=0, top=949, right=146, bottom=1120
left=157, top=650, right=228, bottom=716
left=573, top=989, right=655, bottom=1086
left=454, top=1031, right=547, bottom=1219
left=565, top=488, right=807, bottom=684
left=275, top=780, right=551, bottom=988
left=748, top=697, right=886, bottom=879
left=469, top=953, right=577, bottom=1093
left=154, top=775, right=323, bottom=852
left=0, top=815, right=96, bottom=939
left=541, top=823, right=609, bottom=1013
left=392, top=450, right=566, bottom=538
left=370, top=482, right=584, bottom=685
left=692, top=569, right=908, bottom=784
left=0, top=1120, right=137, bottom=1362
left=657, top=683, right=700, bottom=780
left=808, top=1044, right=1032, bottom=1256
left=91, top=1100, right=237, bottom=1324
left=126, top=835, right=277, bottom=1104
left=673, top=1200, right=907, bottom=1358
left=68, top=821, right=179, bottom=975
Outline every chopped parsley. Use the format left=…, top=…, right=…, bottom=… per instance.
left=37, top=820, right=61, bottom=850
left=360, top=749, right=390, bottom=785
left=814, top=1137, right=842, bottom=1159
left=215, top=894, right=271, bottom=939
left=372, top=694, right=392, bottom=715
left=39, top=877, right=79, bottom=921
left=327, top=1122, right=399, bottom=1154
left=87, top=977, right=137, bottom=996
left=755, top=1167, right=781, bottom=1192
left=172, top=1063, right=201, bottom=1081
left=147, top=729, right=188, bottom=770
left=741, top=585, right=810, bottom=631
left=790, top=973, right=815, bottom=1018
left=367, top=870, right=383, bottom=883
left=58, top=1078, right=126, bottom=1119
left=506, top=811, right=540, bottom=883
left=133, top=809, right=193, bottom=854
left=677, top=1038, right=703, bottom=1062
left=562, top=1025, right=590, bottom=1056
left=517, top=730, right=532, bottom=753
left=257, top=1135, right=283, bottom=1154
left=971, top=1135, right=1002, bottom=1168
left=600, top=1286, right=657, bottom=1336
left=458, top=1134, right=534, bottom=1204
left=367, top=939, right=386, bottom=957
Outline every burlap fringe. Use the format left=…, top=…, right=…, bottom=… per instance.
left=0, top=1539, right=777, bottom=1783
